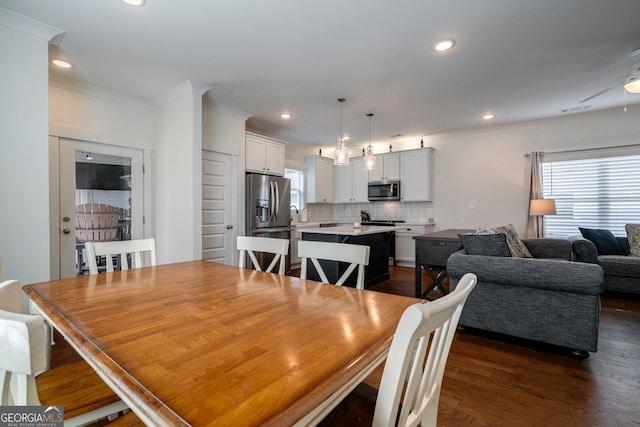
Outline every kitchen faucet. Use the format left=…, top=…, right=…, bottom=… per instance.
left=290, top=205, right=299, bottom=213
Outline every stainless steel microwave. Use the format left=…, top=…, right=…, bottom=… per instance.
left=368, top=180, right=401, bottom=201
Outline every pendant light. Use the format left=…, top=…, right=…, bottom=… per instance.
left=364, top=113, right=376, bottom=170
left=334, top=98, right=349, bottom=166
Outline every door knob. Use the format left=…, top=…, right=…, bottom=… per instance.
left=62, top=228, right=71, bottom=234
left=226, top=225, right=233, bottom=229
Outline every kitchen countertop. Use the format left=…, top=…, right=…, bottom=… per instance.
left=299, top=225, right=399, bottom=236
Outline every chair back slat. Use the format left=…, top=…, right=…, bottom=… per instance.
left=237, top=236, right=289, bottom=275
left=373, top=273, right=477, bottom=426
left=297, top=240, right=370, bottom=290
left=84, top=238, right=156, bottom=275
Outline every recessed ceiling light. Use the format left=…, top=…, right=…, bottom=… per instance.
left=432, top=38, right=455, bottom=52
left=280, top=113, right=291, bottom=119
left=482, top=113, right=495, bottom=120
left=122, top=0, right=145, bottom=6
left=51, top=59, right=73, bottom=69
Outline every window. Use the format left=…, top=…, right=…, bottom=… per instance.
left=541, top=147, right=640, bottom=237
left=285, top=168, right=304, bottom=211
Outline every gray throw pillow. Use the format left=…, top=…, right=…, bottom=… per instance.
left=459, top=233, right=512, bottom=257
left=492, top=224, right=533, bottom=258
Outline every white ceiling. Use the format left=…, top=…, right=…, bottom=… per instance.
left=3, top=0, right=640, bottom=149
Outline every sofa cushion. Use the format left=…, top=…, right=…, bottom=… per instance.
left=493, top=224, right=533, bottom=258
left=579, top=227, right=627, bottom=255
left=626, top=224, right=640, bottom=257
left=459, top=233, right=512, bottom=257
left=598, top=255, right=640, bottom=278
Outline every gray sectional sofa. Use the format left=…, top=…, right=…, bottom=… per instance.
left=571, top=236, right=640, bottom=294
left=447, top=238, right=604, bottom=358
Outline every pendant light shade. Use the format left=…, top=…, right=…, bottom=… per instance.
left=334, top=98, right=349, bottom=166
left=364, top=113, right=376, bottom=170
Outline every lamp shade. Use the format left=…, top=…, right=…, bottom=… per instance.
left=529, top=198, right=557, bottom=216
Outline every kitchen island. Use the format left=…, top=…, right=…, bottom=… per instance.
left=300, top=225, right=396, bottom=288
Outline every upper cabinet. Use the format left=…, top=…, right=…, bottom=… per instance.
left=369, top=153, right=400, bottom=181
left=245, top=132, right=286, bottom=176
left=333, top=157, right=369, bottom=203
left=305, top=156, right=334, bottom=203
left=400, top=148, right=434, bottom=202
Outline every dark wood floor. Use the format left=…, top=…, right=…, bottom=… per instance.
left=362, top=266, right=640, bottom=427
left=51, top=266, right=640, bottom=426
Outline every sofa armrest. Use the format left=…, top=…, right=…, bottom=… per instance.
left=522, top=238, right=572, bottom=260
left=569, top=236, right=599, bottom=263
left=447, top=251, right=604, bottom=295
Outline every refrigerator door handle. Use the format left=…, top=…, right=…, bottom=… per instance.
left=275, top=183, right=280, bottom=222
left=269, top=181, right=275, bottom=223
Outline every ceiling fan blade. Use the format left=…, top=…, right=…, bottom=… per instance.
left=578, top=81, right=624, bottom=103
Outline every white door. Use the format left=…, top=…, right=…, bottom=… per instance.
left=202, top=150, right=234, bottom=265
left=58, top=139, right=144, bottom=278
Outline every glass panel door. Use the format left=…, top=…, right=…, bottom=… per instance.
left=59, top=139, right=143, bottom=278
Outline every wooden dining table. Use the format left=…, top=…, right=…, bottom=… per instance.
left=24, top=261, right=420, bottom=426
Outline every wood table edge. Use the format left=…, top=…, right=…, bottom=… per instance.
left=23, top=284, right=187, bottom=427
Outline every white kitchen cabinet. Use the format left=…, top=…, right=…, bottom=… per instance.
left=369, top=153, right=400, bottom=181
left=333, top=157, right=369, bottom=203
left=395, top=223, right=433, bottom=266
left=305, top=156, right=333, bottom=203
left=400, top=148, right=434, bottom=201
left=245, top=132, right=286, bottom=176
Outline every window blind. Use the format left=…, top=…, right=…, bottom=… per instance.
left=541, top=152, right=640, bottom=237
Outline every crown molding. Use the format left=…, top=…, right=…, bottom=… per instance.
left=152, top=80, right=212, bottom=109
left=204, top=99, right=253, bottom=121
left=49, top=74, right=154, bottom=110
left=0, top=7, right=65, bottom=43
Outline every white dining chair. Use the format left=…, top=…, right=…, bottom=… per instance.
left=237, top=236, right=290, bottom=275
left=0, top=309, right=129, bottom=426
left=318, top=272, right=478, bottom=427
left=84, top=238, right=156, bottom=275
left=298, top=240, right=370, bottom=290
left=0, top=279, right=22, bottom=313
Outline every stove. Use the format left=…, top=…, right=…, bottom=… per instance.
left=359, top=210, right=405, bottom=227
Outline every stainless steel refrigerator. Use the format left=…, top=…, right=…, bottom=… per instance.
left=245, top=173, right=291, bottom=273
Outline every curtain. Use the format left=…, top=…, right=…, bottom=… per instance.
left=527, top=151, right=544, bottom=238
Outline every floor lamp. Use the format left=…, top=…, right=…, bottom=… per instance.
left=530, top=199, right=557, bottom=238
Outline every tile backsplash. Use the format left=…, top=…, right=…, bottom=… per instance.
left=306, top=201, right=433, bottom=223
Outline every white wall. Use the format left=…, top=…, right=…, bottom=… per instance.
left=0, top=24, right=53, bottom=285
left=49, top=80, right=154, bottom=150
left=153, top=81, right=209, bottom=264
left=428, top=107, right=640, bottom=235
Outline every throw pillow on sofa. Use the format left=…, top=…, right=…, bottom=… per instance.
left=493, top=224, right=532, bottom=258
left=626, top=224, right=640, bottom=257
left=579, top=227, right=627, bottom=255
left=459, top=233, right=512, bottom=257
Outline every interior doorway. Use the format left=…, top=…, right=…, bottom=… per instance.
left=202, top=149, right=235, bottom=265
left=55, top=138, right=144, bottom=278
